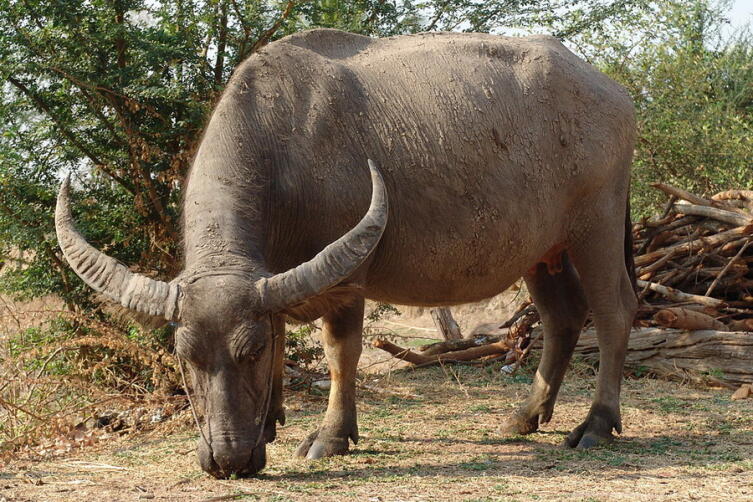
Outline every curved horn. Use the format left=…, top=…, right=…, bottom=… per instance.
left=256, top=159, right=388, bottom=311
left=55, top=177, right=180, bottom=320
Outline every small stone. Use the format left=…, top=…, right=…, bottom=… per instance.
left=731, top=384, right=752, bottom=400
left=312, top=379, right=331, bottom=391
left=150, top=408, right=164, bottom=423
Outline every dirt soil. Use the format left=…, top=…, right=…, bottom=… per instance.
left=3, top=355, right=753, bottom=502
left=2, top=292, right=752, bottom=501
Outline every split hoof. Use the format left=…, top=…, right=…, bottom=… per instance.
left=574, top=432, right=612, bottom=450
left=565, top=406, right=621, bottom=449
left=500, top=411, right=540, bottom=436
left=295, top=429, right=351, bottom=460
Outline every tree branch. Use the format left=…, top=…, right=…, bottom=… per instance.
left=6, top=76, right=134, bottom=193
left=231, top=0, right=252, bottom=58
left=214, top=1, right=229, bottom=85
left=426, top=1, right=447, bottom=31
left=247, top=0, right=296, bottom=58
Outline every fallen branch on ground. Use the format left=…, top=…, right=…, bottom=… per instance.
left=372, top=338, right=510, bottom=367
left=636, top=280, right=725, bottom=308
left=418, top=334, right=505, bottom=356
left=653, top=307, right=728, bottom=331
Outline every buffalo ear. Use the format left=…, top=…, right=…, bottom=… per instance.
left=282, top=283, right=364, bottom=323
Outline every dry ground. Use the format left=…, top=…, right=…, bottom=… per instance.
left=2, top=357, right=753, bottom=502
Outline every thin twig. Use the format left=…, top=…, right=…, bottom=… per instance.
left=509, top=329, right=543, bottom=375
left=443, top=363, right=470, bottom=398
left=705, top=239, right=752, bottom=297
left=34, top=347, right=65, bottom=379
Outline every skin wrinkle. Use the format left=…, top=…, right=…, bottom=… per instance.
left=176, top=329, right=211, bottom=370
left=229, top=326, right=265, bottom=364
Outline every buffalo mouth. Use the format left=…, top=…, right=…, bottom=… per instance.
left=198, top=439, right=267, bottom=479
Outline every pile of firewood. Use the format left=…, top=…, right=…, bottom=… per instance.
left=633, top=183, right=753, bottom=331
left=372, top=184, right=753, bottom=388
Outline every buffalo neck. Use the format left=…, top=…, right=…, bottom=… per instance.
left=181, top=93, right=269, bottom=273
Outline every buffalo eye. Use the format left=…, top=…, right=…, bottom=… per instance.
left=232, top=326, right=267, bottom=363
left=175, top=328, right=206, bottom=367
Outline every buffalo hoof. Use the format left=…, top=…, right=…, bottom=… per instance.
left=564, top=405, right=621, bottom=449
left=500, top=411, right=539, bottom=436
left=295, top=429, right=351, bottom=460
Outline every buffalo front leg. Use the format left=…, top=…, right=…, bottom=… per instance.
left=295, top=298, right=364, bottom=459
left=501, top=254, right=589, bottom=435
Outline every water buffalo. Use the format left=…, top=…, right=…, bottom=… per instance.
left=55, top=28, right=637, bottom=478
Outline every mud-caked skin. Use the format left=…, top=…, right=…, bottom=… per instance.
left=55, top=29, right=637, bottom=477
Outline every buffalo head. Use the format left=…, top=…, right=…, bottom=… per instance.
left=54, top=161, right=388, bottom=478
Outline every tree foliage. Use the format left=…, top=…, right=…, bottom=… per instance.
left=561, top=0, right=753, bottom=215
left=0, top=0, right=650, bottom=310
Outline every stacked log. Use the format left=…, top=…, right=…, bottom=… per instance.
left=633, top=184, right=753, bottom=331
left=529, top=327, right=753, bottom=387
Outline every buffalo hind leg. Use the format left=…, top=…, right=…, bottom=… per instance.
left=295, top=298, right=364, bottom=459
left=501, top=254, right=588, bottom=435
left=565, top=222, right=637, bottom=449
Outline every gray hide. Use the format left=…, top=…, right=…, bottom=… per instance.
left=56, top=29, right=637, bottom=478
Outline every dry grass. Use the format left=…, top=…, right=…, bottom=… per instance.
left=0, top=296, right=69, bottom=447
left=2, top=357, right=752, bottom=502
left=0, top=295, right=179, bottom=454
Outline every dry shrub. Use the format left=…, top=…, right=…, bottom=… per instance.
left=0, top=301, right=181, bottom=458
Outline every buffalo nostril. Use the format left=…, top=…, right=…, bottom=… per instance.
left=213, top=451, right=251, bottom=476
left=210, top=442, right=266, bottom=478
left=196, top=436, right=266, bottom=478
left=197, top=439, right=223, bottom=479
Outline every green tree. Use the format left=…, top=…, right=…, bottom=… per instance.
left=0, top=0, right=649, bottom=311
left=556, top=0, right=753, bottom=215
left=0, top=0, right=305, bottom=309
